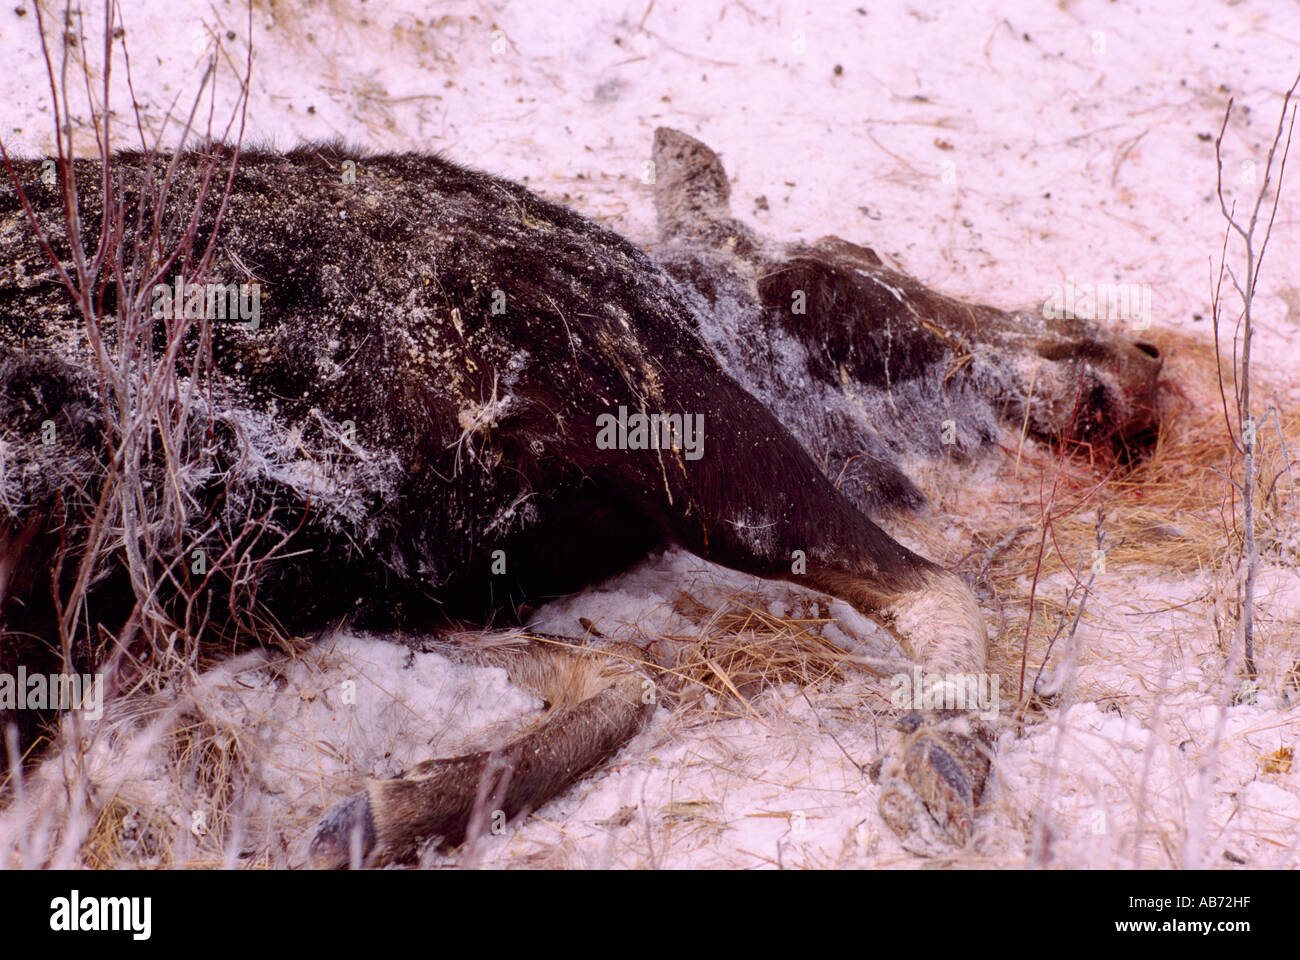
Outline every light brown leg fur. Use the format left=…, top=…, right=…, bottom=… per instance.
left=309, top=634, right=655, bottom=868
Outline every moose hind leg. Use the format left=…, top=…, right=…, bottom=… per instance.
left=308, top=635, right=655, bottom=868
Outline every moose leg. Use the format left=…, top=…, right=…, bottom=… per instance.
left=801, top=563, right=998, bottom=855
left=641, top=372, right=997, bottom=855
left=308, top=635, right=655, bottom=868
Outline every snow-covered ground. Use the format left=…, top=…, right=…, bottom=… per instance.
left=1, top=0, right=1298, bottom=868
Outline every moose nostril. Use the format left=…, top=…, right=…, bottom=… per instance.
left=1134, top=342, right=1159, bottom=359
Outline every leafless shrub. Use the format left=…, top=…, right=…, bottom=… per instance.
left=1210, top=71, right=1299, bottom=699
left=0, top=0, right=263, bottom=863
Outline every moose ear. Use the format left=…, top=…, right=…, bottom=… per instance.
left=651, top=127, right=734, bottom=243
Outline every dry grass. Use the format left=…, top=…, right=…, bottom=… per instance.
left=989, top=329, right=1291, bottom=579
left=659, top=592, right=855, bottom=715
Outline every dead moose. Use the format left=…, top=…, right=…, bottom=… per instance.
left=0, top=128, right=1162, bottom=865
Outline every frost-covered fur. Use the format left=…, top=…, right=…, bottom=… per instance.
left=650, top=128, right=1162, bottom=517
left=0, top=131, right=1159, bottom=864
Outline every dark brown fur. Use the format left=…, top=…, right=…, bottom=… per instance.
left=0, top=131, right=1161, bottom=864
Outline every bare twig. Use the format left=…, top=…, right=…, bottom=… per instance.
left=1210, top=71, right=1298, bottom=687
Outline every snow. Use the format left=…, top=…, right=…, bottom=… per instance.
left=1, top=0, right=1298, bottom=868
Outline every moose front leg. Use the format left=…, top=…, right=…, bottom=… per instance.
left=807, top=563, right=998, bottom=855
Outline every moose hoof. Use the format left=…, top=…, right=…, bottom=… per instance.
left=876, top=712, right=994, bottom=857
left=309, top=790, right=377, bottom=869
